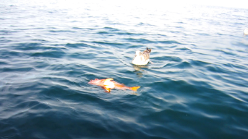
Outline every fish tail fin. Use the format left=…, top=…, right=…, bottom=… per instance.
left=129, top=86, right=140, bottom=92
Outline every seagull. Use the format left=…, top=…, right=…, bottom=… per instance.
left=132, top=48, right=152, bottom=65
left=244, top=28, right=248, bottom=36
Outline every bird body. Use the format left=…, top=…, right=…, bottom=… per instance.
left=244, top=28, right=248, bottom=36
left=132, top=48, right=151, bottom=65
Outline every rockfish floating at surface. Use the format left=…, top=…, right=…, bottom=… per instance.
left=88, top=78, right=140, bottom=93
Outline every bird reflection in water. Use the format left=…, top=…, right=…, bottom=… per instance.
left=132, top=64, right=149, bottom=78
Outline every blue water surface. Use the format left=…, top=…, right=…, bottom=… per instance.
left=1, top=0, right=248, bottom=139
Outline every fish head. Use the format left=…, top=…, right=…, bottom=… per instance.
left=88, top=79, right=101, bottom=85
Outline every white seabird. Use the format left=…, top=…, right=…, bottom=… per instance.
left=132, top=48, right=151, bottom=65
left=244, top=28, right=248, bottom=36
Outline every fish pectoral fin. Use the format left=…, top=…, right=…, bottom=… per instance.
left=102, top=86, right=111, bottom=93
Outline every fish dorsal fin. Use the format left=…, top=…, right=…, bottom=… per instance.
left=105, top=78, right=113, bottom=81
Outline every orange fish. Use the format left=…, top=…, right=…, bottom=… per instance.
left=88, top=78, right=140, bottom=93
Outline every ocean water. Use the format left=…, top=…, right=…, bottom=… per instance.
left=1, top=0, right=248, bottom=138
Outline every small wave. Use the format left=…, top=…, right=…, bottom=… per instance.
left=92, top=41, right=126, bottom=46
left=158, top=40, right=181, bottom=44
left=0, top=66, right=34, bottom=73
left=0, top=60, right=8, bottom=65
left=31, top=50, right=66, bottom=58
left=97, top=31, right=109, bottom=34
left=117, top=32, right=143, bottom=36
left=214, top=49, right=235, bottom=56
left=125, top=38, right=154, bottom=44
left=65, top=43, right=90, bottom=49
left=174, top=61, right=192, bottom=69
left=0, top=100, right=51, bottom=120
left=189, top=59, right=210, bottom=67
left=49, top=30, right=75, bottom=33
left=103, top=26, right=120, bottom=31
left=154, top=55, right=182, bottom=62
left=13, top=43, right=42, bottom=51
left=206, top=64, right=230, bottom=74
left=0, top=49, right=24, bottom=59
